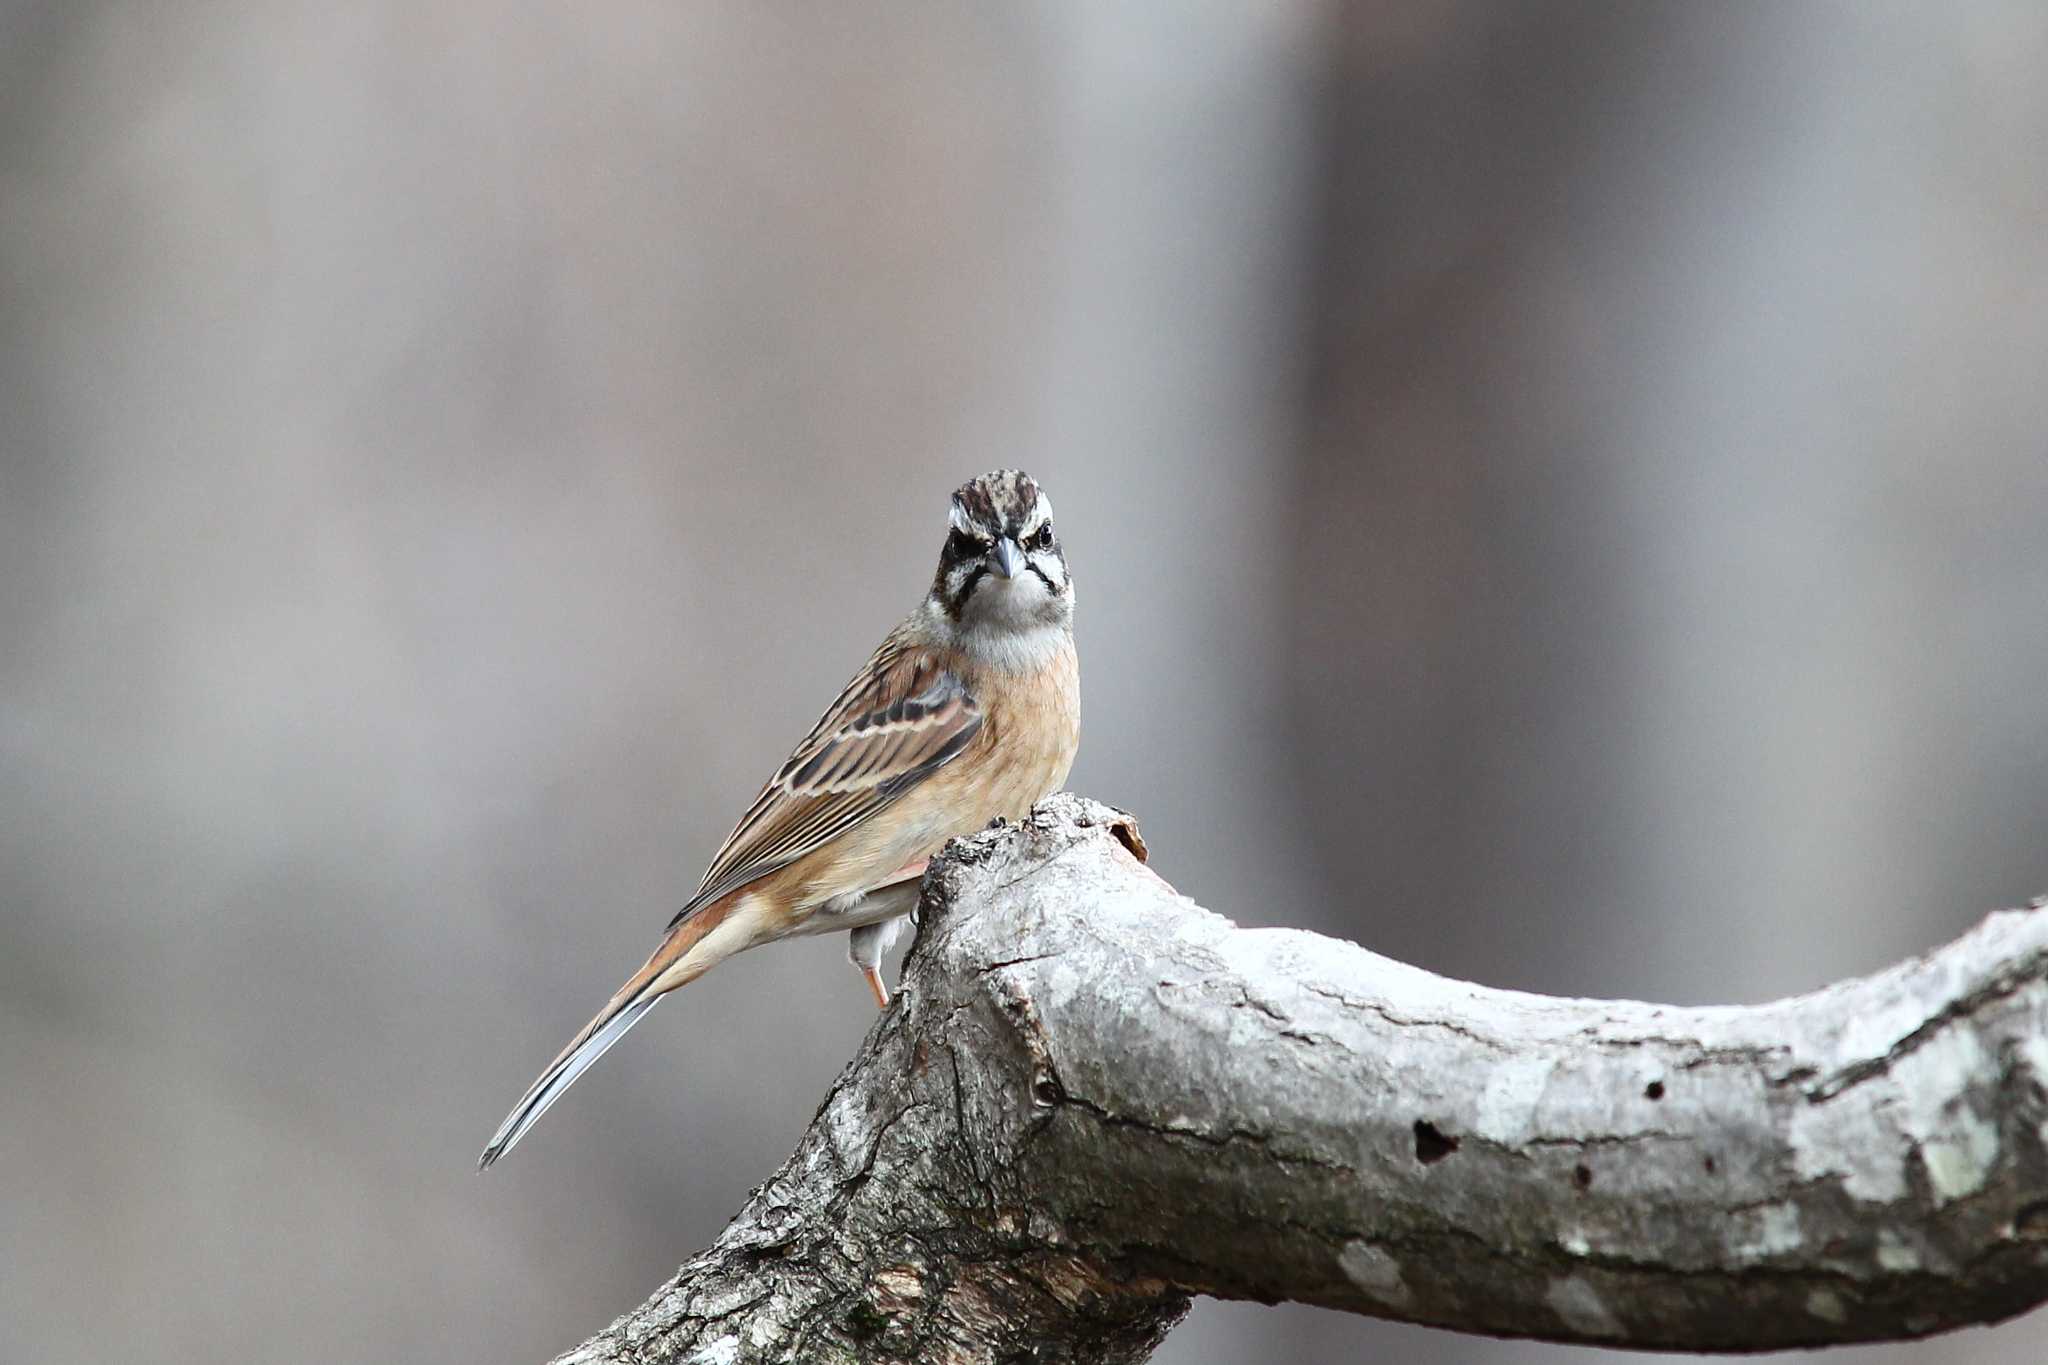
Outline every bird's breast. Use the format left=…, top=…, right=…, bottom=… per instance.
left=783, top=632, right=1078, bottom=918
left=967, top=628, right=1080, bottom=809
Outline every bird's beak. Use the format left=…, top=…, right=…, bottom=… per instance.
left=990, top=537, right=1024, bottom=580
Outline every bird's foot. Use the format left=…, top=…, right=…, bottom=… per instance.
left=860, top=963, right=890, bottom=1011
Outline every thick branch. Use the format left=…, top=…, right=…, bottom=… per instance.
left=556, top=795, right=2048, bottom=1363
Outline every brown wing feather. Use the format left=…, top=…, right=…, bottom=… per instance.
left=666, top=630, right=980, bottom=931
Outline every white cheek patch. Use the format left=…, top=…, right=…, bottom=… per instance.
left=1028, top=551, right=1066, bottom=587
left=946, top=564, right=972, bottom=595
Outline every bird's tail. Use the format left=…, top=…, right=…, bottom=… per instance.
left=478, top=894, right=742, bottom=1170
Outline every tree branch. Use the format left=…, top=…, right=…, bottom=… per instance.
left=554, top=794, right=2048, bottom=1363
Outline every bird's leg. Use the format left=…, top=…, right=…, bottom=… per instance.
left=839, top=863, right=928, bottom=1009
left=848, top=916, right=908, bottom=1011
left=860, top=964, right=889, bottom=1010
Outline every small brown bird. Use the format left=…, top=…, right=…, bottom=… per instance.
left=479, top=471, right=1079, bottom=1168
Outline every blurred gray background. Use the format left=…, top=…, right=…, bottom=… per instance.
left=4, top=3, right=2046, bottom=1362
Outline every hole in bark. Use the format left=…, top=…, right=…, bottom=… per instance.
left=1573, top=1163, right=1594, bottom=1190
left=1109, top=819, right=1149, bottom=863
left=1031, top=1069, right=1063, bottom=1108
left=1644, top=1080, right=1665, bottom=1101
left=1703, top=1155, right=1718, bottom=1175
left=1413, top=1119, right=1459, bottom=1164
left=845, top=1303, right=889, bottom=1339
left=2017, top=1201, right=2048, bottom=1241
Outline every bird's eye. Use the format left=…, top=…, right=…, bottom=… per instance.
left=948, top=528, right=985, bottom=559
left=1031, top=521, right=1055, bottom=550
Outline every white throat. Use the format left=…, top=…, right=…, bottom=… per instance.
left=957, top=619, right=1068, bottom=674
left=927, top=597, right=1069, bottom=675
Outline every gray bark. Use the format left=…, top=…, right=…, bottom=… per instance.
left=555, top=795, right=2048, bottom=1363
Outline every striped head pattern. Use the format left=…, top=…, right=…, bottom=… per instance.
left=931, top=470, right=1071, bottom=629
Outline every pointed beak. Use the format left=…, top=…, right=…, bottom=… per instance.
left=990, top=537, right=1024, bottom=580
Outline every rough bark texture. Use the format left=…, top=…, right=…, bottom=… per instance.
left=555, top=795, right=2048, bottom=1363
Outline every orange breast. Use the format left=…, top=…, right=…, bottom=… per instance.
left=778, top=633, right=1080, bottom=918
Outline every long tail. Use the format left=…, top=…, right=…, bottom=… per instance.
left=478, top=897, right=739, bottom=1170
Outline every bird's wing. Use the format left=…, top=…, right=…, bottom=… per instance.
left=667, top=632, right=981, bottom=930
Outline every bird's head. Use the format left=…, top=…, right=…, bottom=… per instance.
left=931, top=470, right=1072, bottom=631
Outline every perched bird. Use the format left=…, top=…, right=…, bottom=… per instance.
left=479, top=470, right=1080, bottom=1169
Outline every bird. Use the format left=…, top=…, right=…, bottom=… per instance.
left=479, top=470, right=1079, bottom=1169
